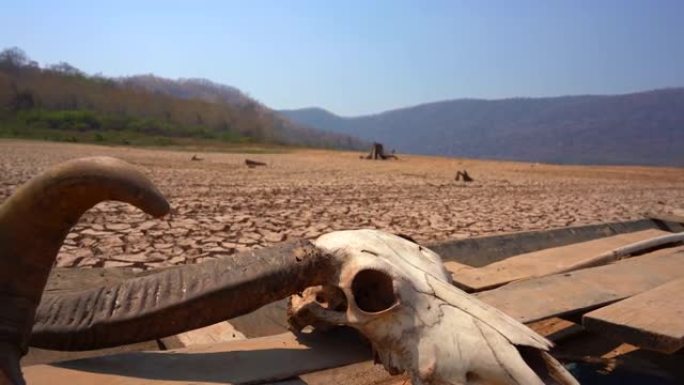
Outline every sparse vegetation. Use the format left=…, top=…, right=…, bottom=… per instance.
left=0, top=47, right=365, bottom=149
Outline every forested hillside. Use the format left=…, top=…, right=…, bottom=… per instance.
left=0, top=47, right=364, bottom=149
left=120, top=75, right=253, bottom=107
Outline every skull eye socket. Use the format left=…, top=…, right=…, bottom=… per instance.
left=351, top=269, right=397, bottom=313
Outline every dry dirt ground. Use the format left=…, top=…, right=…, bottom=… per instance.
left=1, top=139, right=683, bottom=271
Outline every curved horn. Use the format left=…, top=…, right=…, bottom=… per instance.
left=31, top=240, right=337, bottom=350
left=0, top=157, right=169, bottom=384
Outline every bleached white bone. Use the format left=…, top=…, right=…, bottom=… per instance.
left=290, top=229, right=579, bottom=385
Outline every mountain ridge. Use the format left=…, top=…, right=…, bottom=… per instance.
left=280, top=88, right=684, bottom=166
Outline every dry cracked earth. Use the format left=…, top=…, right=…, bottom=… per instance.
left=1, top=139, right=683, bottom=272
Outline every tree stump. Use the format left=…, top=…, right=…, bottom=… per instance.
left=364, top=143, right=397, bottom=160
left=455, top=170, right=473, bottom=182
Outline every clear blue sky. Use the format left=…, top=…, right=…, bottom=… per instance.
left=2, top=0, right=683, bottom=116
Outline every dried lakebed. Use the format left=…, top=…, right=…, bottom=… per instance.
left=1, top=139, right=682, bottom=271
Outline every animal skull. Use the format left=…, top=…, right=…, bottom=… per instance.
left=0, top=157, right=579, bottom=385
left=289, top=230, right=578, bottom=385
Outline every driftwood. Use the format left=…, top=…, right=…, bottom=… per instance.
left=245, top=159, right=267, bottom=168
left=362, top=143, right=397, bottom=160
left=455, top=170, right=473, bottom=182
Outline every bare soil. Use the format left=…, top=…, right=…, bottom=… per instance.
left=1, top=139, right=682, bottom=270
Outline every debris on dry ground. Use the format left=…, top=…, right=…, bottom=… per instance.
left=362, top=142, right=397, bottom=160
left=455, top=170, right=473, bottom=182
left=0, top=140, right=682, bottom=271
left=245, top=159, right=267, bottom=168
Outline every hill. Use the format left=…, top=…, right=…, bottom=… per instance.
left=0, top=47, right=364, bottom=149
left=280, top=89, right=684, bottom=166
left=120, top=75, right=254, bottom=108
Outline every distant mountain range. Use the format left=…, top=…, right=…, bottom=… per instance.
left=280, top=88, right=684, bottom=166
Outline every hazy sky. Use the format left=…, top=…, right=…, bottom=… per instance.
left=2, top=0, right=683, bottom=116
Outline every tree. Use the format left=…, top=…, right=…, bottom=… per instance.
left=10, top=90, right=35, bottom=111
left=0, top=47, right=30, bottom=71
left=48, top=62, right=84, bottom=77
left=0, top=73, right=13, bottom=109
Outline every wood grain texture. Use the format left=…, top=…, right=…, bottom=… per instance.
left=475, top=246, right=684, bottom=323
left=446, top=229, right=669, bottom=291
left=160, top=321, right=246, bottom=350
left=429, top=219, right=666, bottom=267
left=582, top=277, right=684, bottom=353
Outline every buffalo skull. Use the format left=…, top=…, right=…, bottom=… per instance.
left=0, top=157, right=577, bottom=385
left=289, top=230, right=578, bottom=385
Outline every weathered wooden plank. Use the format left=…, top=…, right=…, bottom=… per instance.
left=649, top=212, right=684, bottom=226
left=446, top=229, right=670, bottom=291
left=23, top=329, right=371, bottom=385
left=160, top=321, right=246, bottom=350
left=527, top=318, right=583, bottom=342
left=428, top=218, right=670, bottom=267
left=582, top=277, right=684, bottom=353
left=286, top=360, right=407, bottom=385
left=21, top=340, right=162, bottom=367
left=475, top=246, right=684, bottom=323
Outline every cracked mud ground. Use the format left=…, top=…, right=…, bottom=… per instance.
left=1, top=140, right=682, bottom=271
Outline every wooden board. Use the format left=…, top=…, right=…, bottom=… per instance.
left=582, top=277, right=684, bottom=353
left=475, top=246, right=684, bottom=323
left=649, top=212, right=684, bottom=225
left=22, top=340, right=161, bottom=367
left=23, top=329, right=371, bottom=385
left=649, top=213, right=684, bottom=233
left=526, top=318, right=583, bottom=342
left=428, top=218, right=666, bottom=267
left=446, top=229, right=670, bottom=291
left=282, top=360, right=408, bottom=385
left=229, top=299, right=291, bottom=338
left=160, top=321, right=246, bottom=350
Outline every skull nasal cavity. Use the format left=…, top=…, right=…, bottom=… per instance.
left=352, top=269, right=396, bottom=313
left=315, top=286, right=348, bottom=311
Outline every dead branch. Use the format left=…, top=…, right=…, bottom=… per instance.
left=245, top=159, right=267, bottom=168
